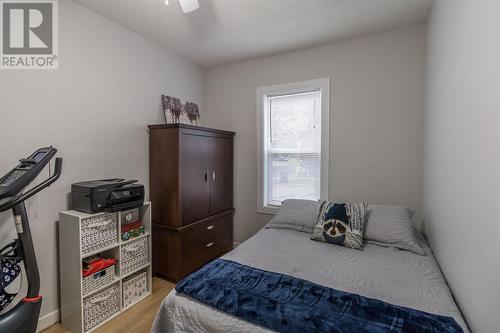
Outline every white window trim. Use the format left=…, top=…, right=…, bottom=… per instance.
left=256, top=78, right=330, bottom=214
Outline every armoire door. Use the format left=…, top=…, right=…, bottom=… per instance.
left=209, top=137, right=233, bottom=215
left=181, top=132, right=210, bottom=225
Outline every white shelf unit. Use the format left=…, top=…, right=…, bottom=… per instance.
left=59, top=202, right=152, bottom=333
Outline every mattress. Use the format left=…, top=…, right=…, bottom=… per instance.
left=152, top=227, right=468, bottom=333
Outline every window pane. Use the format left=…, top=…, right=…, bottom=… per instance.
left=269, top=153, right=321, bottom=204
left=266, top=90, right=322, bottom=205
left=269, top=91, right=321, bottom=152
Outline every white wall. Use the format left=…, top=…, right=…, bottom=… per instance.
left=0, top=0, right=205, bottom=328
left=423, top=1, right=500, bottom=332
left=206, top=25, right=426, bottom=243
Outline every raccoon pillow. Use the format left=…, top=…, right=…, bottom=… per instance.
left=311, top=201, right=367, bottom=250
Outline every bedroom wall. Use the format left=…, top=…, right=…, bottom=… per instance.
left=206, top=25, right=426, bottom=244
left=423, top=0, right=500, bottom=332
left=0, top=0, right=205, bottom=330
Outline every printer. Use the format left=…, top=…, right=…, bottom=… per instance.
left=71, top=179, right=145, bottom=214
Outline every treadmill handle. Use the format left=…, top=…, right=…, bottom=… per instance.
left=0, top=158, right=63, bottom=212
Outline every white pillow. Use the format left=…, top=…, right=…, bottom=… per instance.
left=364, top=205, right=424, bottom=255
left=266, top=199, right=320, bottom=233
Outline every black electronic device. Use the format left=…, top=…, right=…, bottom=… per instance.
left=71, top=179, right=145, bottom=214
left=0, top=147, right=57, bottom=200
left=0, top=147, right=62, bottom=333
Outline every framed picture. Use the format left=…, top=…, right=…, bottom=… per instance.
left=162, top=95, right=200, bottom=126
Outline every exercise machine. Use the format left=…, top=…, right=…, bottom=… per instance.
left=0, top=147, right=62, bottom=333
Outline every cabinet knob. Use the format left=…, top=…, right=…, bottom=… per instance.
left=212, top=171, right=216, bottom=181
left=206, top=242, right=214, bottom=248
left=206, top=225, right=214, bottom=230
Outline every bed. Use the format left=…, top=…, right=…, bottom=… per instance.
left=152, top=226, right=468, bottom=332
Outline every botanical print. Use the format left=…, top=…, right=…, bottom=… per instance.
left=162, top=95, right=200, bottom=125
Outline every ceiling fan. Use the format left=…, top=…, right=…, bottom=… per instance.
left=165, top=0, right=200, bottom=13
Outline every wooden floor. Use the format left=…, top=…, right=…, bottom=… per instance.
left=43, top=278, right=175, bottom=333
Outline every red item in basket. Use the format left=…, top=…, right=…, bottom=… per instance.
left=82, top=257, right=116, bottom=277
left=121, top=221, right=143, bottom=233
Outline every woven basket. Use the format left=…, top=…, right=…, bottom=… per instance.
left=83, top=282, right=120, bottom=332
left=120, top=237, right=149, bottom=276
left=82, top=265, right=116, bottom=296
left=122, top=270, right=148, bottom=308
left=81, top=213, right=118, bottom=255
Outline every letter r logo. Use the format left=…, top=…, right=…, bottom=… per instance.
left=2, top=2, right=53, bottom=54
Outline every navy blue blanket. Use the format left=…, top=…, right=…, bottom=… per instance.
left=176, top=259, right=463, bottom=333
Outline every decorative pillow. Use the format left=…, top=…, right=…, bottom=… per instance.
left=311, top=201, right=367, bottom=250
left=364, top=205, right=424, bottom=255
left=266, top=199, right=320, bottom=233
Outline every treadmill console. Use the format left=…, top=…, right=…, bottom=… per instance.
left=0, top=147, right=57, bottom=199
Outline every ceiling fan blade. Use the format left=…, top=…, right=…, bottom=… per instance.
left=179, top=0, right=199, bottom=13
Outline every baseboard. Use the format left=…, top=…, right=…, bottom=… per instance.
left=37, top=309, right=60, bottom=332
left=232, top=241, right=241, bottom=248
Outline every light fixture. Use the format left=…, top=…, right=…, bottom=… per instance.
left=165, top=0, right=199, bottom=13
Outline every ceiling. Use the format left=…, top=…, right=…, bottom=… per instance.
left=74, top=0, right=432, bottom=68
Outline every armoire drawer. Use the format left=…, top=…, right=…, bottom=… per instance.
left=180, top=214, right=232, bottom=276
left=181, top=214, right=231, bottom=250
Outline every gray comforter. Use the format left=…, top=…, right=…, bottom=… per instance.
left=152, top=227, right=468, bottom=332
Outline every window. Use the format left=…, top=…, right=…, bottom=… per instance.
left=257, top=78, right=330, bottom=213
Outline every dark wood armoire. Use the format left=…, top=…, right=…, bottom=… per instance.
left=148, top=123, right=235, bottom=282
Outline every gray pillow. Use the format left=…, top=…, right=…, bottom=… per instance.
left=364, top=204, right=424, bottom=255
left=266, top=199, right=320, bottom=233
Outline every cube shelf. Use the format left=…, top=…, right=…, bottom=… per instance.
left=59, top=202, right=152, bottom=333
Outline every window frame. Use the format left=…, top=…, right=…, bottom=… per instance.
left=256, top=78, right=330, bottom=214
